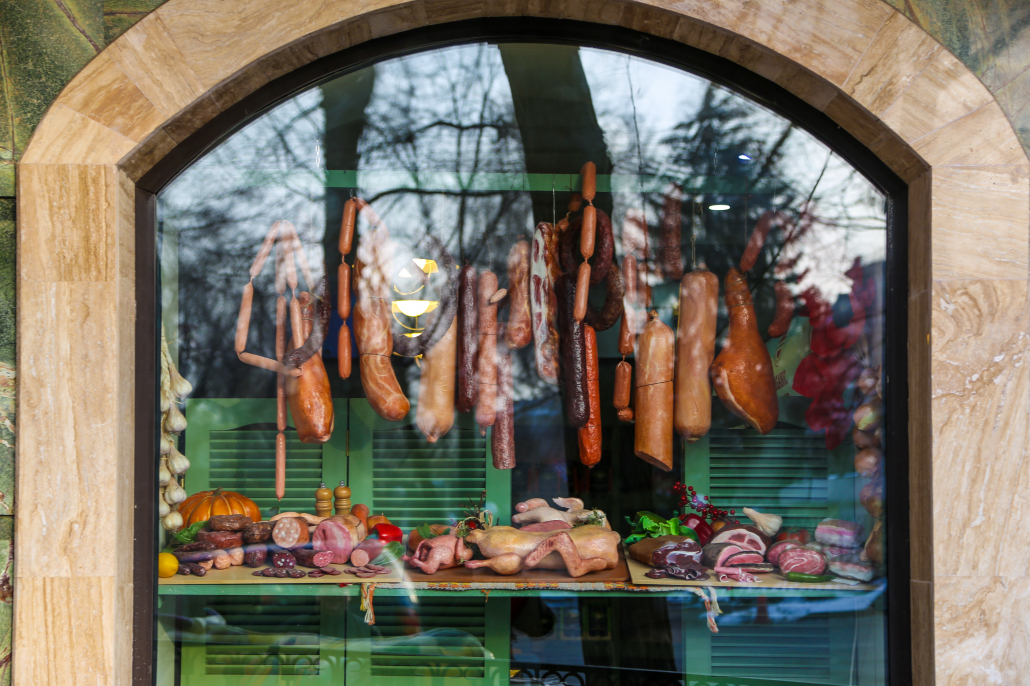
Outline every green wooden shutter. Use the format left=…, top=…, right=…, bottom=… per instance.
left=179, top=596, right=348, bottom=686
left=348, top=399, right=511, bottom=528
left=710, top=606, right=830, bottom=683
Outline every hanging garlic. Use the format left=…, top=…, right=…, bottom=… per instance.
left=160, top=432, right=175, bottom=456
left=158, top=489, right=171, bottom=517
left=169, top=363, right=193, bottom=401
left=743, top=507, right=783, bottom=538
left=158, top=457, right=172, bottom=486
left=167, top=444, right=190, bottom=476
left=164, top=402, right=188, bottom=434
left=161, top=510, right=183, bottom=531
left=164, top=477, right=187, bottom=505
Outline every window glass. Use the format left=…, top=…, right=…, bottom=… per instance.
left=156, top=41, right=891, bottom=686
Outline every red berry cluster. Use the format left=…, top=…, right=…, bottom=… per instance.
left=673, top=481, right=736, bottom=523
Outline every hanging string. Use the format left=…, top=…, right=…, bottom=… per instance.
left=691, top=234, right=696, bottom=270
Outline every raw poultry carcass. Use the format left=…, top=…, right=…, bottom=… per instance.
left=510, top=497, right=610, bottom=529
left=463, top=525, right=621, bottom=578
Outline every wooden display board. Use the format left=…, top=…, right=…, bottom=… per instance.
left=402, top=547, right=630, bottom=584
left=159, top=561, right=404, bottom=585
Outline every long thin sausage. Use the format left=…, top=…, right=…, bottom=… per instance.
left=578, top=326, right=602, bottom=468
left=492, top=351, right=515, bottom=469
left=340, top=199, right=356, bottom=256
left=338, top=324, right=351, bottom=379
left=416, top=318, right=457, bottom=442
left=338, top=263, right=351, bottom=320
left=475, top=271, right=499, bottom=434
left=580, top=162, right=597, bottom=203
left=634, top=311, right=675, bottom=471
left=556, top=274, right=589, bottom=428
left=660, top=184, right=683, bottom=281
left=505, top=240, right=532, bottom=349
left=456, top=266, right=478, bottom=412
left=674, top=267, right=718, bottom=442
left=768, top=280, right=794, bottom=338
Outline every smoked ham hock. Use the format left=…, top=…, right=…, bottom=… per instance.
left=711, top=268, right=779, bottom=434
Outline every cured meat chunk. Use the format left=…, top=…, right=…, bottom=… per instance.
left=829, top=554, right=875, bottom=581
left=701, top=542, right=745, bottom=569
left=815, top=519, right=864, bottom=548
left=778, top=546, right=827, bottom=575
left=708, top=524, right=770, bottom=555
left=766, top=539, right=801, bottom=566
left=723, top=550, right=764, bottom=567
left=313, top=520, right=354, bottom=564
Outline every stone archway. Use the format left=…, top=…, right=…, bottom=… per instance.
left=15, top=2, right=1029, bottom=684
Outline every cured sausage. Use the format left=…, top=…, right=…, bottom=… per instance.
left=505, top=240, right=532, bottom=349
left=768, top=280, right=794, bottom=338
left=285, top=288, right=334, bottom=443
left=674, top=267, right=719, bottom=442
left=354, top=226, right=410, bottom=422
left=580, top=205, right=597, bottom=259
left=456, top=265, right=478, bottom=412
left=530, top=223, right=561, bottom=384
left=623, top=254, right=638, bottom=305
left=660, top=184, right=683, bottom=281
left=582, top=257, right=625, bottom=332
left=338, top=324, right=351, bottom=379
left=618, top=314, right=634, bottom=355
left=561, top=210, right=614, bottom=285
left=614, top=360, right=632, bottom=410
left=492, top=351, right=515, bottom=469
left=475, top=271, right=499, bottom=433
left=580, top=161, right=597, bottom=202
left=634, top=311, right=675, bottom=471
left=617, top=407, right=634, bottom=422
left=272, top=517, right=310, bottom=549
left=556, top=273, right=589, bottom=428
left=416, top=318, right=457, bottom=442
left=578, top=326, right=602, bottom=467
left=338, top=263, right=351, bottom=320
left=339, top=198, right=357, bottom=256
left=711, top=268, right=779, bottom=434
left=740, top=211, right=784, bottom=272
left=574, top=262, right=591, bottom=322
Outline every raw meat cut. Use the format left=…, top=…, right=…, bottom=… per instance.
left=815, top=519, right=864, bottom=548
left=312, top=520, right=353, bottom=564
left=701, top=542, right=745, bottom=569
left=829, top=554, right=875, bottom=581
left=729, top=562, right=774, bottom=574
left=766, top=540, right=801, bottom=566
left=709, top=524, right=770, bottom=554
left=723, top=550, right=764, bottom=566
left=778, top=546, right=827, bottom=575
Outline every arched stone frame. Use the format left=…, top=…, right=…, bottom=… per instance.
left=13, top=1, right=1029, bottom=684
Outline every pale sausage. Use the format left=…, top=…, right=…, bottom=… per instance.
left=674, top=267, right=718, bottom=442
left=416, top=318, right=457, bottom=442
left=530, top=223, right=561, bottom=384
left=475, top=271, right=499, bottom=433
left=634, top=311, right=675, bottom=471
left=505, top=240, right=532, bottom=349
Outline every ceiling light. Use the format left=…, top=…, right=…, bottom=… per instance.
left=708, top=204, right=731, bottom=211
left=738, top=154, right=752, bottom=161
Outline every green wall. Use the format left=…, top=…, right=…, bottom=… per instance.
left=0, top=0, right=1028, bottom=681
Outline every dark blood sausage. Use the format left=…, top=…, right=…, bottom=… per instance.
left=243, top=521, right=274, bottom=544
left=272, top=551, right=297, bottom=569
left=208, top=514, right=253, bottom=532
left=244, top=546, right=268, bottom=568
left=196, top=530, right=244, bottom=550
left=560, top=210, right=614, bottom=284
left=577, top=326, right=602, bottom=467
left=659, top=184, right=683, bottom=281
left=582, top=257, right=625, bottom=332
left=767, top=280, right=794, bottom=338
left=556, top=274, right=589, bottom=428
left=172, top=542, right=217, bottom=563
left=293, top=548, right=335, bottom=568
left=185, top=563, right=207, bottom=577
left=456, top=265, right=478, bottom=413
left=288, top=569, right=307, bottom=578
left=492, top=351, right=515, bottom=469
left=262, top=568, right=278, bottom=577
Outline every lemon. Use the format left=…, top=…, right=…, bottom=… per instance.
left=158, top=552, right=179, bottom=578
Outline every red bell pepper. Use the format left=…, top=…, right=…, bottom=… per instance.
left=371, top=522, right=403, bottom=543
left=678, top=513, right=714, bottom=546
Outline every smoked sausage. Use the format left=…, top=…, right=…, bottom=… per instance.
left=577, top=326, right=602, bottom=468
left=338, top=324, right=351, bottom=379
left=768, top=280, right=794, bottom=338
left=740, top=211, right=785, bottom=272
left=674, top=267, right=719, bottom=442
left=660, top=184, right=683, bottom=281
left=580, top=162, right=597, bottom=203
left=285, top=288, right=334, bottom=443
left=614, top=360, right=632, bottom=410
left=492, top=351, right=515, bottom=469
left=416, top=318, right=457, bottom=442
left=561, top=210, right=614, bottom=285
left=580, top=205, right=597, bottom=259
left=574, top=262, right=591, bottom=322
left=711, top=268, right=779, bottom=434
left=556, top=273, right=589, bottom=428
left=456, top=265, right=478, bottom=412
left=339, top=198, right=357, bottom=256
left=634, top=311, right=675, bottom=471
left=338, top=263, right=351, bottom=320
left=530, top=223, right=561, bottom=384
left=582, top=257, right=624, bottom=332
left=475, top=271, right=499, bottom=433
left=505, top=240, right=532, bottom=349
left=354, top=226, right=410, bottom=422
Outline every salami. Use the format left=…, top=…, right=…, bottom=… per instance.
left=556, top=274, right=589, bottom=428
left=272, top=517, right=310, bottom=549
left=456, top=265, right=478, bottom=412
left=659, top=184, right=683, bottom=280
left=530, top=223, right=561, bottom=384
left=294, top=548, right=335, bottom=568
left=272, top=551, right=297, bottom=569
left=505, top=240, right=532, bottom=348
left=243, top=546, right=268, bottom=568
left=577, top=326, right=602, bottom=467
left=492, top=351, right=515, bottom=469
left=313, top=519, right=354, bottom=564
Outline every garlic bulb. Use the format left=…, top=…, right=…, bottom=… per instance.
left=160, top=433, right=174, bottom=456
left=160, top=392, right=171, bottom=414
left=164, top=477, right=187, bottom=505
left=161, top=510, right=183, bottom=531
left=169, top=363, right=193, bottom=401
left=743, top=507, right=783, bottom=537
left=158, top=457, right=172, bottom=487
left=167, top=445, right=190, bottom=476
left=158, top=490, right=170, bottom=517
left=164, top=402, right=188, bottom=434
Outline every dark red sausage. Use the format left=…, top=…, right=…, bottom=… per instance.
left=456, top=265, right=478, bottom=413
left=492, top=352, right=515, bottom=469
left=556, top=273, right=588, bottom=428
left=768, top=280, right=795, bottom=338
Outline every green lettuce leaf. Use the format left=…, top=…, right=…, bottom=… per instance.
left=171, top=520, right=208, bottom=547
left=371, top=541, right=405, bottom=567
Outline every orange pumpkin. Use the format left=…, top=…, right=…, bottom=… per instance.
left=177, top=488, right=261, bottom=530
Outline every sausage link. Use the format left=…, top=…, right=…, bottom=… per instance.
left=618, top=313, right=634, bottom=356
left=561, top=210, right=613, bottom=285
left=577, top=326, right=602, bottom=468
left=339, top=198, right=356, bottom=256
left=673, top=268, right=719, bottom=442
left=634, top=311, right=675, bottom=471
left=475, top=271, right=499, bottom=433
left=623, top=254, right=638, bottom=304
left=614, top=360, right=632, bottom=409
left=767, top=280, right=794, bottom=338
left=338, top=263, right=351, bottom=320
left=530, top=223, right=561, bottom=384
left=617, top=407, right=634, bottom=422
left=580, top=205, right=596, bottom=259
left=235, top=281, right=253, bottom=354
left=740, top=211, right=778, bottom=272
left=659, top=184, right=683, bottom=280
left=556, top=274, right=589, bottom=428
left=574, top=262, right=591, bottom=323
left=492, top=351, right=515, bottom=469
left=276, top=433, right=286, bottom=500
left=416, top=318, right=457, bottom=442
left=338, top=324, right=351, bottom=379
left=580, top=162, right=597, bottom=203
left=456, top=266, right=479, bottom=413
left=505, top=240, right=532, bottom=349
